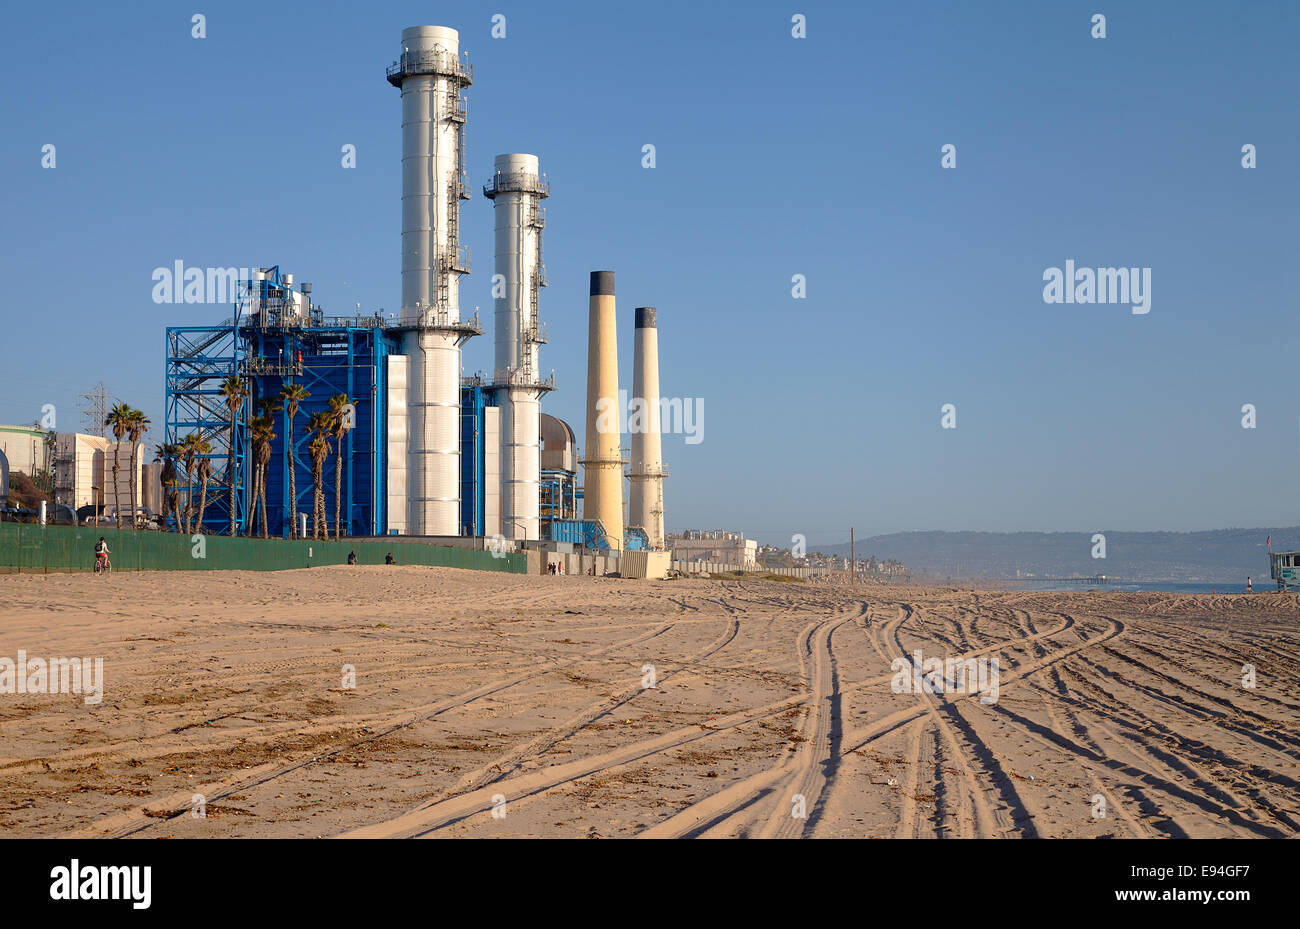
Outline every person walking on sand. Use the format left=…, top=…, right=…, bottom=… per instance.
left=1247, top=576, right=1252, bottom=593
left=347, top=550, right=357, bottom=565
left=385, top=552, right=396, bottom=565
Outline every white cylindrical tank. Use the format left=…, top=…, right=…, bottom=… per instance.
left=629, top=307, right=665, bottom=549
left=388, top=25, right=472, bottom=536
left=485, top=153, right=547, bottom=541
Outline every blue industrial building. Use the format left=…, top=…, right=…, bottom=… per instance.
left=166, top=268, right=398, bottom=538
left=165, top=267, right=589, bottom=542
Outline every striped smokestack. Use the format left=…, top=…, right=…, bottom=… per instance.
left=582, top=271, right=624, bottom=550
left=628, top=307, right=665, bottom=549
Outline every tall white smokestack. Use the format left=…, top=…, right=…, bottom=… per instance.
left=484, top=153, right=550, bottom=541
left=629, top=307, right=665, bottom=549
left=582, top=271, right=624, bottom=550
left=387, top=25, right=478, bottom=536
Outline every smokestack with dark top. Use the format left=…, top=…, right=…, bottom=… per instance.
left=582, top=271, right=623, bottom=549
left=629, top=307, right=665, bottom=548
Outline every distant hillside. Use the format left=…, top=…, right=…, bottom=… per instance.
left=814, top=528, right=1299, bottom=582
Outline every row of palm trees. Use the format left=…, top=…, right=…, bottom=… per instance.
left=152, top=433, right=212, bottom=533
left=104, top=402, right=151, bottom=529
left=151, top=378, right=353, bottom=540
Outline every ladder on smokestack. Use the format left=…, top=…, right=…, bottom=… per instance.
left=448, top=85, right=470, bottom=201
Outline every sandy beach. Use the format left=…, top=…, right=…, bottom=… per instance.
left=0, top=567, right=1296, bottom=838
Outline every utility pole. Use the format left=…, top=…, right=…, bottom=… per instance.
left=850, top=527, right=855, bottom=584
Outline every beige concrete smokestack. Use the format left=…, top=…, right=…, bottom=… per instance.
left=628, top=307, right=665, bottom=549
left=582, top=271, right=624, bottom=550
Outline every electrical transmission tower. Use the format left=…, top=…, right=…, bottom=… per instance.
left=78, top=381, right=113, bottom=437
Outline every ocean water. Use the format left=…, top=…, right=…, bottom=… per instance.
left=1001, top=581, right=1258, bottom=595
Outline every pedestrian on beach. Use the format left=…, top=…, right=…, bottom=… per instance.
left=1247, top=576, right=1252, bottom=593
left=347, top=550, right=357, bottom=565
left=385, top=552, right=396, bottom=565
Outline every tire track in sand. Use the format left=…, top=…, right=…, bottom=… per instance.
left=637, top=609, right=860, bottom=839
left=414, top=618, right=741, bottom=813
left=71, top=619, right=684, bottom=838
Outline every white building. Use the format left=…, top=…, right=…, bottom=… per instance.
left=0, top=425, right=52, bottom=479
left=668, top=529, right=758, bottom=570
left=53, top=433, right=144, bottom=514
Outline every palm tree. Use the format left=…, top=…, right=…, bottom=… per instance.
left=249, top=415, right=276, bottom=538
left=250, top=398, right=282, bottom=535
left=40, top=431, right=56, bottom=497
left=279, top=383, right=310, bottom=538
left=193, top=444, right=214, bottom=534
left=306, top=412, right=331, bottom=540
left=105, top=403, right=133, bottom=528
left=178, top=433, right=203, bottom=533
left=218, top=376, right=247, bottom=537
left=125, top=409, right=150, bottom=530
left=327, top=394, right=352, bottom=540
left=154, top=443, right=180, bottom=531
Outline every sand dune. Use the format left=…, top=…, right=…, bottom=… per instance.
left=0, top=567, right=1296, bottom=838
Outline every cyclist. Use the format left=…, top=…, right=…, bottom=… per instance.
left=94, top=537, right=110, bottom=572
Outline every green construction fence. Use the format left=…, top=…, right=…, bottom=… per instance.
left=0, top=523, right=527, bottom=575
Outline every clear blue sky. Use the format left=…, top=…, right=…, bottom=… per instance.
left=2, top=0, right=1297, bottom=545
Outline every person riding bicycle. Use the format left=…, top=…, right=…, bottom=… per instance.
left=94, top=537, right=110, bottom=570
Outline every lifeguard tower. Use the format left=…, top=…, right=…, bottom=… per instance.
left=1268, top=551, right=1300, bottom=591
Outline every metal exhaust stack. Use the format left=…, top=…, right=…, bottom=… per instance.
left=386, top=25, right=479, bottom=536
left=629, top=307, right=666, bottom=549
left=582, top=271, right=624, bottom=550
left=484, top=153, right=551, bottom=541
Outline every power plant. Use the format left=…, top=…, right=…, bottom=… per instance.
left=160, top=24, right=668, bottom=567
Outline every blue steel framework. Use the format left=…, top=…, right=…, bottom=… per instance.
left=164, top=322, right=248, bottom=534
left=246, top=323, right=397, bottom=538
left=167, top=276, right=578, bottom=541
left=459, top=378, right=581, bottom=539
left=544, top=519, right=647, bottom=551
left=459, top=380, right=493, bottom=537
left=167, top=269, right=398, bottom=538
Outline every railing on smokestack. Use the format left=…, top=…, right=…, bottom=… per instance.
left=481, top=172, right=550, bottom=199
left=448, top=86, right=467, bottom=123
left=395, top=305, right=482, bottom=344
left=628, top=462, right=670, bottom=479
left=385, top=48, right=474, bottom=86
left=492, top=365, right=556, bottom=393
left=525, top=321, right=549, bottom=345
left=444, top=245, right=472, bottom=275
